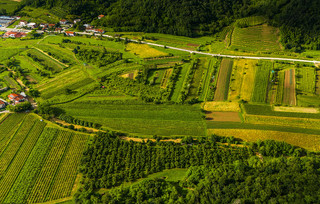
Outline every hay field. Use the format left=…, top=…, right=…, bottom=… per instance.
left=126, top=43, right=168, bottom=58
left=203, top=101, right=240, bottom=112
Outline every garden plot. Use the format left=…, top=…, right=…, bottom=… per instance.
left=214, top=59, right=233, bottom=101
left=283, top=69, right=296, bottom=106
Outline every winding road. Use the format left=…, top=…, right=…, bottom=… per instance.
left=2, top=27, right=320, bottom=64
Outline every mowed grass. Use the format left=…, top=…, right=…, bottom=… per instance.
left=214, top=59, right=233, bottom=101
left=55, top=101, right=206, bottom=137
left=209, top=129, right=320, bottom=151
left=230, top=24, right=281, bottom=52
left=251, top=61, right=272, bottom=103
left=126, top=43, right=168, bottom=58
left=203, top=101, right=240, bottom=112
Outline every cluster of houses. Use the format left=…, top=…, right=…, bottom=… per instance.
left=0, top=92, right=28, bottom=109
left=0, top=14, right=106, bottom=39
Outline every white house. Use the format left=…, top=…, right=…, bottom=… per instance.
left=19, top=20, right=27, bottom=27
left=27, top=22, right=37, bottom=29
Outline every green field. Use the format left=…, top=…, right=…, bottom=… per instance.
left=251, top=61, right=272, bottom=103
left=230, top=25, right=281, bottom=52
left=0, top=113, right=88, bottom=203
left=0, top=0, right=19, bottom=13
left=214, top=59, right=233, bottom=101
left=55, top=99, right=206, bottom=136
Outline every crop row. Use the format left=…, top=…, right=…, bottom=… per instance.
left=177, top=59, right=198, bottom=103
left=0, top=120, right=46, bottom=203
left=251, top=61, right=272, bottom=103
left=0, top=115, right=36, bottom=176
left=27, top=130, right=73, bottom=203
left=45, top=133, right=88, bottom=201
left=4, top=128, right=56, bottom=204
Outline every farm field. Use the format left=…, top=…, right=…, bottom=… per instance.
left=0, top=113, right=88, bottom=203
left=54, top=101, right=206, bottom=136
left=0, top=0, right=19, bottom=13
left=251, top=61, right=272, bottom=103
left=209, top=129, right=320, bottom=151
left=228, top=59, right=257, bottom=101
left=283, top=69, right=296, bottom=106
left=126, top=43, right=168, bottom=58
left=214, top=59, right=233, bottom=101
left=230, top=24, right=281, bottom=52
left=206, top=112, right=241, bottom=122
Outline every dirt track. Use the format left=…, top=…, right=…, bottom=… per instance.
left=283, top=69, right=296, bottom=106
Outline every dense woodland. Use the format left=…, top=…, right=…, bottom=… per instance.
left=74, top=132, right=319, bottom=203
left=19, top=0, right=320, bottom=50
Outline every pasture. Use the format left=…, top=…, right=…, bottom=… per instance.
left=0, top=113, right=88, bottom=203
left=214, top=59, right=233, bottom=101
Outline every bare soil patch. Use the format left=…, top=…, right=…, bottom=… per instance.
left=283, top=69, right=296, bottom=106
left=206, top=111, right=241, bottom=122
left=120, top=136, right=181, bottom=143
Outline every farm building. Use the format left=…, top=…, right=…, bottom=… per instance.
left=74, top=19, right=81, bottom=24
left=19, top=20, right=27, bottom=27
left=0, top=16, right=15, bottom=27
left=8, top=93, right=26, bottom=104
left=65, top=31, right=76, bottom=36
left=60, top=19, right=68, bottom=25
left=3, top=31, right=27, bottom=38
left=0, top=100, right=6, bottom=109
left=98, top=15, right=105, bottom=19
left=27, top=22, right=37, bottom=29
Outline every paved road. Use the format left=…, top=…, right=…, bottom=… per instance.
left=2, top=27, right=320, bottom=64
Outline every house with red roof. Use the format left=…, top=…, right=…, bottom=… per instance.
left=65, top=31, right=76, bottom=36
left=0, top=100, right=6, bottom=109
left=98, top=15, right=104, bottom=19
left=3, top=31, right=27, bottom=38
left=8, top=93, right=25, bottom=104
left=60, top=19, right=68, bottom=25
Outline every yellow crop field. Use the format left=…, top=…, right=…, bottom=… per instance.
left=126, top=43, right=168, bottom=58
left=245, top=114, right=320, bottom=130
left=203, top=101, right=240, bottom=112
left=273, top=106, right=319, bottom=114
left=228, top=59, right=257, bottom=101
left=209, top=129, right=320, bottom=151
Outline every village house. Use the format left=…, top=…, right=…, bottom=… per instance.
left=0, top=99, right=6, bottom=109
left=74, top=19, right=81, bottom=24
left=19, top=20, right=27, bottom=27
left=0, top=16, right=15, bottom=27
left=83, top=24, right=91, bottom=28
left=3, top=31, right=27, bottom=38
left=60, top=19, right=68, bottom=25
left=40, top=23, right=48, bottom=28
left=94, top=29, right=105, bottom=34
left=8, top=93, right=26, bottom=104
left=65, top=31, right=76, bottom=36
left=27, top=22, right=37, bottom=29
left=55, top=27, right=62, bottom=33
left=98, top=15, right=104, bottom=19
left=49, top=24, right=56, bottom=28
